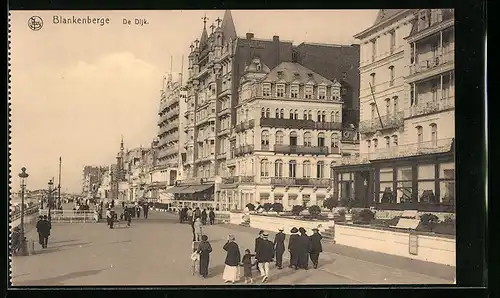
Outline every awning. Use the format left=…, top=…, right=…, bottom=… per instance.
left=165, top=186, right=190, bottom=193
left=177, top=184, right=214, bottom=194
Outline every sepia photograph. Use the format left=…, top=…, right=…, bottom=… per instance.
left=9, top=9, right=456, bottom=286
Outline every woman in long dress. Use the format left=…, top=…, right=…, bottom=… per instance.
left=197, top=235, right=212, bottom=278
left=222, top=234, right=241, bottom=283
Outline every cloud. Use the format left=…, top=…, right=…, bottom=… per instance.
left=10, top=52, right=162, bottom=192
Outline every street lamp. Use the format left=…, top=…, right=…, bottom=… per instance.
left=48, top=179, right=54, bottom=221
left=18, top=167, right=29, bottom=256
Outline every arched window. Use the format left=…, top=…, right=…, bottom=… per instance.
left=308, top=110, right=313, bottom=120
left=330, top=161, right=336, bottom=178
left=331, top=133, right=340, bottom=153
left=430, top=123, right=438, bottom=146
left=318, top=132, right=325, bottom=147
left=266, top=108, right=270, bottom=118
left=385, top=136, right=390, bottom=148
left=322, top=111, right=326, bottom=122
left=393, top=96, right=399, bottom=114
left=289, top=110, right=294, bottom=119
left=385, top=98, right=391, bottom=115
left=290, top=131, right=298, bottom=146
left=294, top=109, right=299, bottom=119
left=275, top=160, right=283, bottom=177
left=261, top=130, right=270, bottom=146
left=289, top=160, right=297, bottom=178
left=303, top=111, right=308, bottom=120
left=260, top=159, right=269, bottom=177
left=303, top=160, right=311, bottom=178
left=331, top=111, right=336, bottom=122
left=275, top=108, right=280, bottom=118
left=275, top=130, right=284, bottom=145
left=317, top=161, right=325, bottom=178
left=317, top=111, right=321, bottom=122
left=373, top=138, right=379, bottom=148
left=261, top=108, right=265, bottom=118
left=304, top=132, right=312, bottom=146
left=392, top=135, right=398, bottom=146
left=416, top=126, right=423, bottom=144
left=280, top=109, right=284, bottom=119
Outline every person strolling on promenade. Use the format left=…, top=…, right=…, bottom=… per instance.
left=223, top=234, right=241, bottom=283
left=241, top=249, right=255, bottom=284
left=288, top=227, right=299, bottom=269
left=193, top=217, right=203, bottom=242
left=36, top=215, right=49, bottom=248
left=256, top=232, right=274, bottom=283
left=254, top=230, right=264, bottom=274
left=201, top=209, right=207, bottom=225
left=42, top=215, right=52, bottom=245
left=143, top=203, right=149, bottom=219
left=209, top=208, right=215, bottom=225
left=196, top=234, right=213, bottom=278
left=297, top=227, right=311, bottom=270
left=106, top=208, right=114, bottom=229
left=136, top=204, right=141, bottom=218
left=273, top=227, right=286, bottom=269
left=309, top=228, right=323, bottom=269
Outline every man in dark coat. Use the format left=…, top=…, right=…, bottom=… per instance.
left=309, top=228, right=323, bottom=269
left=273, top=227, right=286, bottom=269
left=143, top=203, right=149, bottom=219
left=35, top=215, right=45, bottom=247
left=194, top=207, right=201, bottom=220
left=256, top=232, right=274, bottom=282
left=179, top=208, right=185, bottom=223
left=42, top=215, right=52, bottom=245
left=201, top=209, right=208, bottom=225
left=254, top=230, right=264, bottom=273
left=297, top=227, right=311, bottom=270
left=288, top=227, right=300, bottom=269
left=123, top=207, right=132, bottom=226
left=208, top=208, right=215, bottom=225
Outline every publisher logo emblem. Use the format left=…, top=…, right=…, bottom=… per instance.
left=28, top=16, right=43, bottom=31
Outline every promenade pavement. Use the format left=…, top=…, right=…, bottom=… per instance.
left=11, top=209, right=455, bottom=286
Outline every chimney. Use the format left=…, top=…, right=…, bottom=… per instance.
left=273, top=35, right=280, bottom=66
left=246, top=33, right=254, bottom=39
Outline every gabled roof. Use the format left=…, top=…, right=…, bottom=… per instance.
left=221, top=10, right=237, bottom=43
left=199, top=26, right=209, bottom=51
left=263, top=62, right=333, bottom=86
left=373, top=9, right=405, bottom=26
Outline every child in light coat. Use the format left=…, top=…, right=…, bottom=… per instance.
left=193, top=218, right=203, bottom=242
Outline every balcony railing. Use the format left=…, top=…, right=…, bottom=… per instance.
left=410, top=51, right=454, bottom=76
left=269, top=177, right=333, bottom=187
left=273, top=145, right=329, bottom=155
left=359, top=112, right=404, bottom=134
left=405, top=96, right=455, bottom=118
left=235, top=145, right=254, bottom=157
left=373, top=138, right=454, bottom=160
left=216, top=152, right=227, bottom=160
left=260, top=118, right=342, bottom=131
left=218, top=107, right=231, bottom=117
left=261, top=144, right=270, bottom=151
left=166, top=107, right=180, bottom=119
left=217, top=127, right=231, bottom=136
left=222, top=176, right=239, bottom=184
left=235, top=120, right=256, bottom=133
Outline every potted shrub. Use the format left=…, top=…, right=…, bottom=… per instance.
left=323, top=197, right=339, bottom=211
left=245, top=203, right=255, bottom=212
left=271, top=202, right=284, bottom=213
left=418, top=213, right=439, bottom=232
left=308, top=205, right=322, bottom=219
left=262, top=203, right=273, bottom=212
left=352, top=208, right=375, bottom=225
left=291, top=205, right=305, bottom=216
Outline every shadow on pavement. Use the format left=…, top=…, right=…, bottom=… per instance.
left=13, top=268, right=107, bottom=286
left=49, top=239, right=78, bottom=245
left=34, top=242, right=91, bottom=255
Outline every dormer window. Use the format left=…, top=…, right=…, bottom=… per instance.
left=318, top=86, right=326, bottom=100
left=262, top=83, right=271, bottom=97
left=276, top=84, right=285, bottom=97
left=332, top=86, right=340, bottom=101
left=290, top=85, right=299, bottom=98
left=305, top=85, right=313, bottom=99
left=277, top=71, right=284, bottom=79
left=257, top=63, right=261, bottom=71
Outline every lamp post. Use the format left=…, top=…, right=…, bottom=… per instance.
left=48, top=179, right=54, bottom=221
left=18, top=167, right=29, bottom=256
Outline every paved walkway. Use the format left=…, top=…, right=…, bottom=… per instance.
left=11, top=210, right=455, bottom=286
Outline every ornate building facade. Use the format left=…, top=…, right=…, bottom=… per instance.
left=333, top=9, right=455, bottom=213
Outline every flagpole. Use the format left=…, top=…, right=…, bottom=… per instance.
left=58, top=157, right=62, bottom=204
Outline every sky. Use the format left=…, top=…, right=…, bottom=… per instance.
left=9, top=10, right=378, bottom=193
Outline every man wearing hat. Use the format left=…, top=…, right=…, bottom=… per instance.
left=254, top=230, right=265, bottom=273
left=256, top=232, right=274, bottom=282
left=309, top=228, right=323, bottom=269
left=273, top=227, right=286, bottom=269
left=35, top=215, right=45, bottom=246
left=288, top=227, right=300, bottom=269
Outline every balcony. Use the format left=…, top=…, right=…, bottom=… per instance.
left=240, top=176, right=254, bottom=183
left=269, top=177, right=333, bottom=187
left=260, top=118, right=342, bottom=131
left=234, top=120, right=256, bottom=133
left=273, top=145, right=329, bottom=155
left=373, top=138, right=454, bottom=160
left=235, top=145, right=254, bottom=157
left=359, top=112, right=404, bottom=134
left=408, top=9, right=455, bottom=43
left=408, top=51, right=454, bottom=80
left=218, top=107, right=231, bottom=117
left=216, top=152, right=227, bottom=160
left=196, top=114, right=216, bottom=127
left=166, top=107, right=180, bottom=120
left=222, top=176, right=239, bottom=184
left=405, top=96, right=455, bottom=118
left=217, top=127, right=231, bottom=136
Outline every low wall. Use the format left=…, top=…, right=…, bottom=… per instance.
left=242, top=213, right=455, bottom=267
